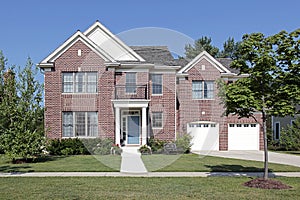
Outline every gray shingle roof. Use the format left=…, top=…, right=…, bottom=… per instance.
left=130, top=46, right=178, bottom=66
left=216, top=58, right=240, bottom=74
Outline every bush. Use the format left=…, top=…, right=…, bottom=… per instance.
left=279, top=117, right=300, bottom=151
left=148, top=137, right=166, bottom=153
left=47, top=138, right=88, bottom=156
left=175, top=133, right=192, bottom=154
left=92, top=138, right=114, bottom=155
left=139, top=145, right=152, bottom=154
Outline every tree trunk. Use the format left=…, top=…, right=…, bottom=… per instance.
left=262, top=108, right=269, bottom=179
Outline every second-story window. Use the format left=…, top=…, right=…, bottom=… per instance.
left=151, top=74, right=162, bottom=95
left=126, top=72, right=136, bottom=93
left=62, top=72, right=97, bottom=93
left=192, top=80, right=214, bottom=99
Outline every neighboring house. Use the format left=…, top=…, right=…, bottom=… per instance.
left=38, top=21, right=263, bottom=151
left=272, top=106, right=300, bottom=140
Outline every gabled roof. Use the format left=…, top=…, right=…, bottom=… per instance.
left=84, top=21, right=145, bottom=62
left=38, top=30, right=115, bottom=66
left=216, top=58, right=240, bottom=74
left=38, top=21, right=146, bottom=68
left=177, top=51, right=232, bottom=74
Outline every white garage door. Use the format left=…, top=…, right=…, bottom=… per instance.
left=228, top=124, right=259, bottom=150
left=187, top=122, right=219, bottom=151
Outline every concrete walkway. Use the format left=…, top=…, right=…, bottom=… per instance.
left=193, top=150, right=300, bottom=167
left=120, top=147, right=147, bottom=173
left=1, top=172, right=300, bottom=177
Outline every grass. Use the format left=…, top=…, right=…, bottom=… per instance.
left=0, top=155, right=121, bottom=172
left=0, top=177, right=299, bottom=199
left=142, top=154, right=300, bottom=172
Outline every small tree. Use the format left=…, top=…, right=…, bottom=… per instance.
left=219, top=29, right=300, bottom=179
left=218, top=37, right=241, bottom=59
left=0, top=54, right=45, bottom=161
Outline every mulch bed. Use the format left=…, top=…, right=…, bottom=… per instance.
left=243, top=178, right=292, bottom=189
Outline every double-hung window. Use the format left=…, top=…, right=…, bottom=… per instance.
left=62, top=72, right=97, bottom=93
left=192, top=81, right=214, bottom=99
left=152, top=112, right=163, bottom=128
left=62, top=112, right=98, bottom=137
left=151, top=74, right=162, bottom=95
left=126, top=72, right=136, bottom=93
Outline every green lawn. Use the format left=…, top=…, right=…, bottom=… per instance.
left=142, top=154, right=300, bottom=172
left=0, top=177, right=299, bottom=199
left=0, top=155, right=121, bottom=172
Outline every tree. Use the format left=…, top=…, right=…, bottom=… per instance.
left=218, top=29, right=300, bottom=179
left=0, top=53, right=45, bottom=161
left=280, top=117, right=300, bottom=151
left=185, top=36, right=219, bottom=59
left=218, top=37, right=241, bottom=59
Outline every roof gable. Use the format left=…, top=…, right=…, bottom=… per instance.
left=178, top=51, right=231, bottom=74
left=38, top=31, right=115, bottom=65
left=84, top=21, right=145, bottom=62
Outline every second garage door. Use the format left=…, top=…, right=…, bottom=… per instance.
left=228, top=123, right=259, bottom=150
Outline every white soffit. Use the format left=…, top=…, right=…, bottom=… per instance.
left=84, top=21, right=145, bottom=62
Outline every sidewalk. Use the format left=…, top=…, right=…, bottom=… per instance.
left=1, top=172, right=300, bottom=177
left=120, top=147, right=147, bottom=173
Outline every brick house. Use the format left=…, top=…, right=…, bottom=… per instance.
left=38, top=21, right=263, bottom=151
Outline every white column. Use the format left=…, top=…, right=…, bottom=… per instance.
left=115, top=107, right=120, bottom=145
left=141, top=107, right=147, bottom=145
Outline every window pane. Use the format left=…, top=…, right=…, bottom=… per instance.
left=62, top=112, right=73, bottom=137
left=63, top=73, right=73, bottom=93
left=192, top=81, right=202, bottom=99
left=87, top=112, right=98, bottom=137
left=204, top=81, right=214, bottom=99
left=75, top=112, right=85, bottom=136
left=152, top=112, right=163, bottom=128
left=126, top=73, right=136, bottom=93
left=75, top=73, right=85, bottom=93
left=151, top=74, right=162, bottom=95
left=86, top=73, right=97, bottom=93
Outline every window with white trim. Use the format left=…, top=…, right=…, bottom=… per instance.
left=62, top=72, right=97, bottom=93
left=151, top=74, right=162, bottom=95
left=192, top=81, right=214, bottom=99
left=152, top=112, right=163, bottom=128
left=125, top=72, right=136, bottom=93
left=62, top=112, right=98, bottom=137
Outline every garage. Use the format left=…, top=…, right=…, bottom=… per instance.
left=228, top=123, right=260, bottom=150
left=187, top=121, right=219, bottom=151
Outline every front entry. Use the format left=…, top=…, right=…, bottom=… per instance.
left=127, top=116, right=140, bottom=144
left=121, top=110, right=141, bottom=145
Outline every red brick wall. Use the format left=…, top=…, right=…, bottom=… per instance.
left=44, top=40, right=114, bottom=139
left=149, top=73, right=176, bottom=141
left=176, top=58, right=262, bottom=150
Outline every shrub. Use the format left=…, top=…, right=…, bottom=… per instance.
left=279, top=117, right=300, bottom=151
left=92, top=138, right=114, bottom=155
left=175, top=133, right=192, bottom=154
left=148, top=137, right=166, bottom=153
left=139, top=145, right=152, bottom=154
left=111, top=144, right=122, bottom=155
left=47, top=138, right=88, bottom=156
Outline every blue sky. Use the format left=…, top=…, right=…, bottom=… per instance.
left=0, top=0, right=299, bottom=76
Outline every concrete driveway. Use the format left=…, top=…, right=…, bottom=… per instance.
left=193, top=150, right=300, bottom=167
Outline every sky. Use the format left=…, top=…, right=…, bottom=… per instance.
left=0, top=0, right=299, bottom=81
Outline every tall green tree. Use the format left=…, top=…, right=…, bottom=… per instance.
left=218, top=29, right=300, bottom=179
left=0, top=53, right=45, bottom=161
left=218, top=37, right=241, bottom=59
left=185, top=36, right=220, bottom=59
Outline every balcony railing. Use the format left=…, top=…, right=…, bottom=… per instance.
left=115, top=85, right=148, bottom=99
